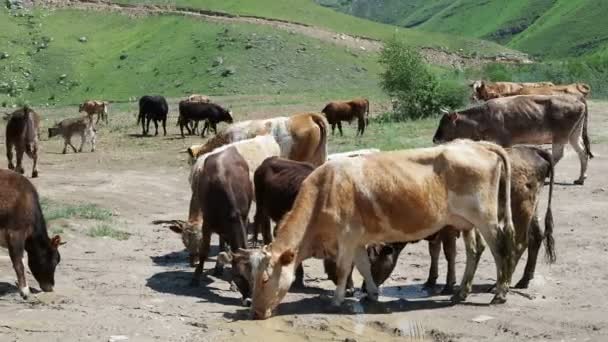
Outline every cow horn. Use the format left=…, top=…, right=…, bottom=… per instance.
left=440, top=108, right=450, bottom=114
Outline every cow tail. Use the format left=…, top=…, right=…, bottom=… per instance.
left=365, top=99, right=370, bottom=126
left=23, top=106, right=37, bottom=155
left=581, top=98, right=594, bottom=159
left=310, top=113, right=328, bottom=166
left=103, top=102, right=109, bottom=124
left=536, top=148, right=556, bottom=263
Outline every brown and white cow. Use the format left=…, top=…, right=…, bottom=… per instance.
left=518, top=83, right=591, bottom=98
left=187, top=94, right=211, bottom=103
left=79, top=100, right=108, bottom=125
left=433, top=94, right=592, bottom=184
left=5, top=106, right=41, bottom=178
left=1, top=169, right=64, bottom=298
left=321, top=98, right=369, bottom=136
left=471, top=81, right=554, bottom=101
left=234, top=140, right=515, bottom=319
left=187, top=112, right=328, bottom=167
left=367, top=146, right=555, bottom=293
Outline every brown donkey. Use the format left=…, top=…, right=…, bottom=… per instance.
left=5, top=106, right=41, bottom=178
left=0, top=170, right=64, bottom=298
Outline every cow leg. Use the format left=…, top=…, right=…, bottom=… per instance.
left=424, top=238, right=441, bottom=290
left=146, top=117, right=152, bottom=136
left=293, top=264, right=305, bottom=288
left=442, top=230, right=458, bottom=294
left=201, top=121, right=208, bottom=138
left=331, top=123, right=336, bottom=135
left=338, top=122, right=344, bottom=136
left=516, top=216, right=542, bottom=289
left=90, top=129, right=96, bottom=152
left=8, top=237, right=29, bottom=299
left=153, top=119, right=159, bottom=136
left=331, top=246, right=355, bottom=306
left=213, top=236, right=227, bottom=277
left=142, top=115, right=148, bottom=136
left=357, top=116, right=365, bottom=136
left=28, top=146, right=38, bottom=178
left=67, top=136, right=78, bottom=153
left=569, top=126, right=588, bottom=185
left=474, top=223, right=511, bottom=304
left=78, top=132, right=85, bottom=152
left=452, top=230, right=479, bottom=303
left=212, top=122, right=218, bottom=135
left=191, top=226, right=212, bottom=286
left=551, top=142, right=565, bottom=165
left=6, top=142, right=15, bottom=170
left=323, top=259, right=354, bottom=297
left=354, top=246, right=379, bottom=301
left=162, top=119, right=167, bottom=136
left=15, top=146, right=25, bottom=174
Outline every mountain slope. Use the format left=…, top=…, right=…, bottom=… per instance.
left=319, top=0, right=608, bottom=58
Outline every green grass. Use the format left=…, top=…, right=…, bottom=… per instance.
left=41, top=199, right=114, bottom=222
left=87, top=224, right=131, bottom=240
left=0, top=7, right=382, bottom=106
left=319, top=0, right=608, bottom=58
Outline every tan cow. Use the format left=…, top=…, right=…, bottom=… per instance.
left=234, top=140, right=515, bottom=319
left=518, top=83, right=591, bottom=98
left=187, top=112, right=328, bottom=167
left=471, top=81, right=554, bottom=101
left=79, top=100, right=108, bottom=124
left=187, top=94, right=211, bottom=103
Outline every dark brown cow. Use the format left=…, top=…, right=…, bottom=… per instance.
left=368, top=146, right=555, bottom=293
left=433, top=94, right=592, bottom=184
left=0, top=169, right=64, bottom=298
left=247, top=156, right=354, bottom=293
left=5, top=106, right=41, bottom=178
left=190, top=147, right=254, bottom=304
left=322, top=98, right=369, bottom=136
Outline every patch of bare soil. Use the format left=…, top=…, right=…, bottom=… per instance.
left=34, top=0, right=532, bottom=69
left=1, top=100, right=608, bottom=341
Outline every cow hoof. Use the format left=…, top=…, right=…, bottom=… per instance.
left=212, top=267, right=224, bottom=278
left=242, top=298, right=252, bottom=307
left=440, top=285, right=455, bottom=295
left=62, top=150, right=67, bottom=154
left=490, top=294, right=507, bottom=304
left=345, top=288, right=355, bottom=298
left=19, top=286, right=30, bottom=299
left=573, top=179, right=585, bottom=185
left=486, top=284, right=497, bottom=293
left=8, top=163, right=14, bottom=170
left=31, top=170, right=38, bottom=178
left=16, top=167, right=24, bottom=174
left=451, top=292, right=467, bottom=304
left=423, top=280, right=436, bottom=289
left=514, top=279, right=530, bottom=289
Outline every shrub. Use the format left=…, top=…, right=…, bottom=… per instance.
left=379, top=38, right=467, bottom=121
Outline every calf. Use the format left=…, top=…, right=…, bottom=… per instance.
left=137, top=95, right=168, bottom=136
left=5, top=106, right=40, bottom=178
left=0, top=169, right=64, bottom=298
left=236, top=140, right=515, bottom=319
left=518, top=83, right=591, bottom=98
left=190, top=147, right=254, bottom=305
left=368, top=146, right=555, bottom=293
left=433, top=94, right=592, bottom=184
left=48, top=116, right=96, bottom=154
left=79, top=100, right=108, bottom=125
left=178, top=101, right=233, bottom=138
left=248, top=156, right=354, bottom=293
left=322, top=98, right=369, bottom=136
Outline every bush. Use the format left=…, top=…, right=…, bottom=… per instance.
left=379, top=38, right=467, bottom=121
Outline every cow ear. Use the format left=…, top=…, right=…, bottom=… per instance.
left=50, top=235, right=64, bottom=248
left=278, top=249, right=295, bottom=266
left=448, top=112, right=459, bottom=122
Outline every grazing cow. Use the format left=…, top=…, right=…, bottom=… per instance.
left=367, top=146, right=555, bottom=293
left=327, top=148, right=380, bottom=161
left=321, top=98, right=369, bottom=136
left=187, top=112, right=328, bottom=167
left=190, top=147, right=254, bottom=306
left=137, top=95, right=168, bottom=136
left=0, top=170, right=64, bottom=298
left=48, top=116, right=96, bottom=154
left=433, top=94, right=592, bottom=184
left=245, top=156, right=354, bottom=293
left=233, top=140, right=515, bottom=319
left=178, top=136, right=280, bottom=272
left=178, top=101, right=233, bottom=138
left=187, top=94, right=211, bottom=103
left=5, top=106, right=41, bottom=178
left=79, top=100, right=108, bottom=125
left=471, top=81, right=555, bottom=101
left=518, top=83, right=591, bottom=98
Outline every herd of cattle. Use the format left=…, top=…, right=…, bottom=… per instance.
left=0, top=80, right=595, bottom=320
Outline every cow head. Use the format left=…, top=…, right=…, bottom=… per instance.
left=224, top=108, right=234, bottom=124
left=168, top=223, right=201, bottom=266
left=187, top=144, right=205, bottom=164
left=78, top=104, right=84, bottom=112
left=29, top=235, right=64, bottom=292
left=217, top=249, right=257, bottom=306
left=433, top=109, right=479, bottom=144
left=367, top=242, right=407, bottom=288
left=48, top=125, right=60, bottom=139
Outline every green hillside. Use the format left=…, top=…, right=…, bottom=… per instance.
left=0, top=8, right=382, bottom=106
left=319, top=0, right=608, bottom=58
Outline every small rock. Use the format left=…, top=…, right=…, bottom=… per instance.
left=59, top=74, right=67, bottom=80
left=108, top=336, right=128, bottom=342
left=0, top=52, right=9, bottom=59
left=79, top=36, right=87, bottom=43
left=471, top=315, right=494, bottom=323
left=212, top=57, right=224, bottom=67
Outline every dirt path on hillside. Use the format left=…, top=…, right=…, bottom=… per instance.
left=35, top=0, right=532, bottom=69
left=1, top=101, right=608, bottom=341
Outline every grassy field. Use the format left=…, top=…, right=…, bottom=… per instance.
left=0, top=8, right=384, bottom=107
left=320, top=0, right=608, bottom=58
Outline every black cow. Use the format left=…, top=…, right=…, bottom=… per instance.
left=178, top=101, right=233, bottom=138
left=137, top=95, right=168, bottom=136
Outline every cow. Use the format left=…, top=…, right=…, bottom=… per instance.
left=78, top=100, right=108, bottom=125
left=5, top=106, right=41, bottom=178
left=244, top=156, right=354, bottom=294
left=471, top=81, right=555, bottom=101
left=433, top=94, right=592, bottom=185
left=48, top=116, right=96, bottom=154
left=230, top=140, right=515, bottom=319
left=190, top=147, right=254, bottom=306
left=518, top=83, right=591, bottom=98
left=187, top=112, right=328, bottom=167
left=366, top=146, right=555, bottom=294
left=187, top=94, right=211, bottom=103
left=327, top=148, right=380, bottom=161
left=137, top=95, right=168, bottom=136
left=0, top=169, right=64, bottom=298
left=178, top=101, right=233, bottom=138
left=321, top=98, right=369, bottom=136
left=175, top=136, right=280, bottom=270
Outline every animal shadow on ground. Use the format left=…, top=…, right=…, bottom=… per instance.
left=0, top=281, right=42, bottom=297
left=146, top=270, right=241, bottom=307
left=149, top=250, right=191, bottom=266
left=126, top=133, right=155, bottom=138
left=553, top=181, right=579, bottom=186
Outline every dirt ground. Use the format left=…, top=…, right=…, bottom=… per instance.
left=1, top=99, right=608, bottom=342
